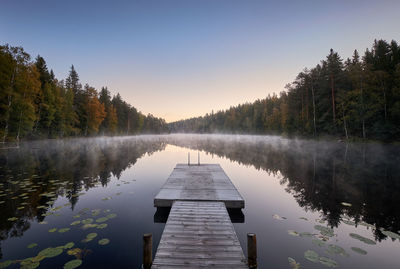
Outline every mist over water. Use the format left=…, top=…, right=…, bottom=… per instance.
left=0, top=134, right=399, bottom=268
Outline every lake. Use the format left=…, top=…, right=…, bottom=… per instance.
left=0, top=134, right=399, bottom=269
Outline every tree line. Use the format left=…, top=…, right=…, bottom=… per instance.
left=169, top=39, right=400, bottom=141
left=0, top=45, right=168, bottom=141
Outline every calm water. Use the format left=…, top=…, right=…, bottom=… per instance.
left=0, top=134, right=399, bottom=269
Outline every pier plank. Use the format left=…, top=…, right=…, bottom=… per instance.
left=151, top=201, right=247, bottom=269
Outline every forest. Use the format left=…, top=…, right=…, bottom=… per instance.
left=169, top=39, right=400, bottom=141
left=0, top=45, right=168, bottom=142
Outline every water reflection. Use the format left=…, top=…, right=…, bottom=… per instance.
left=0, top=137, right=166, bottom=260
left=164, top=134, right=400, bottom=241
left=0, top=134, right=399, bottom=268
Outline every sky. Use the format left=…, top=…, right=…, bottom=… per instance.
left=1, top=0, right=399, bottom=122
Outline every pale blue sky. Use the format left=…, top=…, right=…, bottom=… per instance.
left=1, top=0, right=399, bottom=121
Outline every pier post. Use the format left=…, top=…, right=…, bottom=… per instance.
left=198, top=152, right=200, bottom=165
left=188, top=152, right=190, bottom=166
left=143, top=233, right=152, bottom=269
left=247, top=233, right=257, bottom=268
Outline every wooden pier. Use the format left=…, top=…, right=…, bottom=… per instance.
left=154, top=164, right=244, bottom=208
left=150, top=164, right=249, bottom=269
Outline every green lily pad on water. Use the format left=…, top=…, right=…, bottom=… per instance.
left=63, top=259, right=82, bottom=269
left=0, top=260, right=13, bottom=268
left=312, top=239, right=326, bottom=247
left=82, top=218, right=93, bottom=224
left=64, top=242, right=75, bottom=249
left=71, top=220, right=81, bottom=226
left=87, top=233, right=97, bottom=239
left=27, top=243, right=38, bottom=248
left=351, top=247, right=367, bottom=255
left=342, top=219, right=356, bottom=226
left=106, top=213, right=117, bottom=219
left=314, top=225, right=334, bottom=237
left=7, top=217, right=18, bottom=221
left=98, top=238, right=110, bottom=245
left=59, top=228, right=70, bottom=233
left=299, top=217, right=308, bottom=221
left=272, top=214, right=287, bottom=220
left=319, top=256, right=338, bottom=267
left=299, top=232, right=313, bottom=238
left=96, top=217, right=108, bottom=223
left=38, top=247, right=63, bottom=258
left=288, top=257, right=300, bottom=269
left=48, top=228, right=57, bottom=233
left=97, top=223, right=108, bottom=229
left=326, top=244, right=348, bottom=257
left=91, top=209, right=101, bottom=216
left=380, top=230, right=400, bottom=240
left=288, top=230, right=299, bottom=236
left=82, top=224, right=98, bottom=229
left=20, top=259, right=40, bottom=269
left=304, top=250, right=319, bottom=263
left=349, top=233, right=376, bottom=245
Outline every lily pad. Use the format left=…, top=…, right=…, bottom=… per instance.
left=63, top=259, right=82, bottom=269
left=48, top=228, right=57, bottom=233
left=288, top=230, right=299, bottom=236
left=82, top=224, right=98, bottom=229
left=98, top=238, right=110, bottom=245
left=304, top=250, right=319, bottom=263
left=341, top=202, right=352, bottom=207
left=38, top=247, right=63, bottom=258
left=0, top=260, right=13, bottom=268
left=349, top=233, right=376, bottom=245
left=64, top=242, right=75, bottom=249
left=314, top=225, right=334, bottom=237
left=20, top=259, right=39, bottom=269
left=342, top=219, right=355, bottom=226
left=82, top=218, right=93, bottom=224
left=27, top=243, right=38, bottom=248
left=273, top=214, right=286, bottom=220
left=96, top=217, right=108, bottom=223
left=312, top=239, right=326, bottom=247
left=326, top=244, right=348, bottom=256
left=319, top=256, right=338, bottom=267
left=97, top=223, right=108, bottom=229
left=106, top=213, right=117, bottom=219
left=299, top=217, right=308, bottom=221
left=7, top=217, right=18, bottom=221
left=67, top=248, right=82, bottom=256
left=380, top=230, right=400, bottom=240
left=351, top=247, right=367, bottom=255
left=71, top=220, right=81, bottom=226
left=86, top=233, right=98, bottom=239
left=59, top=228, right=70, bottom=233
left=288, top=257, right=300, bottom=269
left=299, top=232, right=313, bottom=238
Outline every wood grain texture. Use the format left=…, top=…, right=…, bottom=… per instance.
left=154, top=164, right=244, bottom=209
left=151, top=201, right=247, bottom=269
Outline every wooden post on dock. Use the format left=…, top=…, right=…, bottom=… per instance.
left=247, top=233, right=257, bottom=268
left=143, top=233, right=152, bottom=269
left=198, top=152, right=200, bottom=165
left=188, top=152, right=190, bottom=166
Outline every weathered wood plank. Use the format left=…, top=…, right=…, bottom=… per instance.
left=154, top=164, right=244, bottom=208
left=152, top=201, right=247, bottom=269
